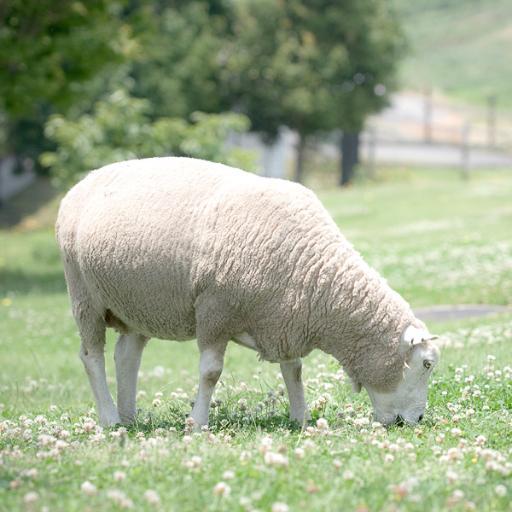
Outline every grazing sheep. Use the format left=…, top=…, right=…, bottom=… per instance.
left=56, top=157, right=439, bottom=428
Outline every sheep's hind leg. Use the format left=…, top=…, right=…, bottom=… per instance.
left=78, top=318, right=120, bottom=427
left=190, top=339, right=228, bottom=430
left=115, top=333, right=148, bottom=424
left=280, top=359, right=310, bottom=425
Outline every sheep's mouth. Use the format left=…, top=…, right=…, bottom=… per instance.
left=393, top=413, right=424, bottom=427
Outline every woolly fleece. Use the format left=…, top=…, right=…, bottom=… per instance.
left=56, top=157, right=425, bottom=392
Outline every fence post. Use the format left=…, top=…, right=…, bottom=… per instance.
left=424, top=87, right=433, bottom=143
left=367, top=126, right=377, bottom=179
left=461, top=122, right=471, bottom=180
left=487, top=95, right=497, bottom=148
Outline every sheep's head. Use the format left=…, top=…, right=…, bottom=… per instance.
left=359, top=325, right=440, bottom=426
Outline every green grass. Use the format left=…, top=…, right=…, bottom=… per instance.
left=1, top=168, right=511, bottom=511
left=394, top=0, right=512, bottom=108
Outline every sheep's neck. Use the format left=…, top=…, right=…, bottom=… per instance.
left=313, top=247, right=416, bottom=390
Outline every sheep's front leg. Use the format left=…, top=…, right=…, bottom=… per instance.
left=190, top=341, right=227, bottom=430
left=280, top=359, right=310, bottom=425
left=114, top=333, right=148, bottom=424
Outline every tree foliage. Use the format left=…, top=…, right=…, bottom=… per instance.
left=223, top=0, right=404, bottom=134
left=222, top=0, right=329, bottom=141
left=41, top=89, right=252, bottom=188
left=220, top=0, right=404, bottom=181
left=0, top=0, right=131, bottom=116
left=0, top=0, right=405, bottom=186
left=0, top=0, right=133, bottom=162
left=130, top=1, right=229, bottom=119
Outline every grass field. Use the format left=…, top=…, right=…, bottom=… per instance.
left=1, top=168, right=511, bottom=511
left=394, top=0, right=512, bottom=109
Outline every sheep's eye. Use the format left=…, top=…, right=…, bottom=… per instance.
left=423, top=360, right=432, bottom=370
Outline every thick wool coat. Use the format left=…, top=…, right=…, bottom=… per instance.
left=56, top=157, right=424, bottom=392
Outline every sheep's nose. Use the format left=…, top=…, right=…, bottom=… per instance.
left=418, top=414, right=424, bottom=422
left=395, top=415, right=405, bottom=426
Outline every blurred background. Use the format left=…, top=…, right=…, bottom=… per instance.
left=2, top=0, right=512, bottom=202
left=1, top=0, right=511, bottom=312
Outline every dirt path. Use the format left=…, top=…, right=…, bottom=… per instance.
left=414, top=304, right=511, bottom=322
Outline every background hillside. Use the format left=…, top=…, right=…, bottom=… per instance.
left=395, top=0, right=512, bottom=109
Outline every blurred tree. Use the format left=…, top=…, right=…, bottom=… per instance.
left=40, top=88, right=252, bottom=188
left=0, top=0, right=133, bottom=166
left=128, top=1, right=231, bottom=119
left=222, top=0, right=330, bottom=182
left=222, top=0, right=404, bottom=184
left=298, top=0, right=405, bottom=185
left=1, top=0, right=404, bottom=187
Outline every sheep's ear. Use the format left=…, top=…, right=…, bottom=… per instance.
left=402, top=325, right=438, bottom=348
left=351, top=379, right=362, bottom=393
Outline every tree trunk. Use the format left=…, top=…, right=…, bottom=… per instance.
left=294, top=133, right=306, bottom=183
left=339, top=131, right=360, bottom=186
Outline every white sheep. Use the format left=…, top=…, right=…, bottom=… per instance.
left=56, top=157, right=439, bottom=428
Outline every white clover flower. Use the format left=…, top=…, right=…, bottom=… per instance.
left=354, top=417, right=370, bottom=427
left=58, top=429, right=71, bottom=439
left=453, top=489, right=464, bottom=500
left=294, top=447, right=305, bottom=459
left=495, top=484, right=507, bottom=497
left=390, top=483, right=409, bottom=498
left=238, top=450, right=250, bottom=462
left=316, top=418, right=329, bottom=430
left=152, top=366, right=165, bottom=378
left=332, top=459, right=341, bottom=470
left=55, top=440, right=69, bottom=451
left=264, top=452, right=289, bottom=467
left=38, top=434, right=55, bottom=447
left=81, top=481, right=97, bottom=496
left=184, top=455, right=203, bottom=469
left=342, top=469, right=354, bottom=480
left=446, top=470, right=459, bottom=484
left=259, top=436, right=273, bottom=454
left=22, top=468, right=38, bottom=479
left=272, top=502, right=289, bottom=512
left=475, top=435, right=487, bottom=446
left=24, top=491, right=39, bottom=504
left=82, top=417, right=97, bottom=431
left=144, top=489, right=161, bottom=505
left=222, top=470, right=235, bottom=480
left=113, top=471, right=126, bottom=482
left=107, top=489, right=133, bottom=508
left=213, top=482, right=231, bottom=497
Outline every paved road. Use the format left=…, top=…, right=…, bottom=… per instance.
left=414, top=304, right=511, bottom=322
left=359, top=140, right=512, bottom=169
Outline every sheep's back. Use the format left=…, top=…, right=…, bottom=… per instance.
left=56, top=157, right=341, bottom=342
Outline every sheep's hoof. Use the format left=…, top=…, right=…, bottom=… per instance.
left=186, top=415, right=207, bottom=433
left=289, top=414, right=311, bottom=429
left=99, top=414, right=122, bottom=428
left=119, top=416, right=136, bottom=426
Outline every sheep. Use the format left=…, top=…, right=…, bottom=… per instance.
left=56, top=156, right=439, bottom=429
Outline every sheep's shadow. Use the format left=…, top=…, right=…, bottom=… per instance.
left=127, top=404, right=304, bottom=436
